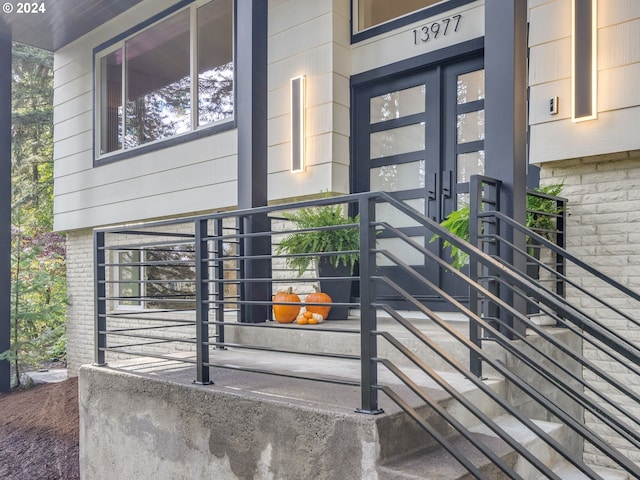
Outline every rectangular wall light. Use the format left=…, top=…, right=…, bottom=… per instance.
left=572, top=0, right=597, bottom=122
left=290, top=75, right=305, bottom=172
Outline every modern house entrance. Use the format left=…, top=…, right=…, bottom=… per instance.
left=352, top=55, right=484, bottom=309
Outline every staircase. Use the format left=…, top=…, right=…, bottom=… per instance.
left=94, top=185, right=640, bottom=479
left=217, top=313, right=632, bottom=480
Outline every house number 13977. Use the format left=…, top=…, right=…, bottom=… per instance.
left=412, top=14, right=462, bottom=45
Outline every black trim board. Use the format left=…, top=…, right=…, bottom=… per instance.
left=351, top=37, right=484, bottom=87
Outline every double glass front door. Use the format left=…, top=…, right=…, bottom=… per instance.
left=353, top=56, right=485, bottom=308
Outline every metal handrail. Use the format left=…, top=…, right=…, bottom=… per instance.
left=92, top=189, right=640, bottom=479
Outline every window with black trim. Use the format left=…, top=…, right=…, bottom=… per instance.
left=356, top=0, right=448, bottom=32
left=96, top=0, right=233, bottom=158
left=116, top=246, right=196, bottom=311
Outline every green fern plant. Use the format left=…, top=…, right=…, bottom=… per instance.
left=276, top=203, right=359, bottom=276
left=434, top=184, right=565, bottom=269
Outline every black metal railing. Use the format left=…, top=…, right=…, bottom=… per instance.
left=93, top=186, right=640, bottom=479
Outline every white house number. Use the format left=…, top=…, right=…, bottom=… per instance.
left=412, top=14, right=462, bottom=45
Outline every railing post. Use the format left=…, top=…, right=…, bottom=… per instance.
left=93, top=231, right=107, bottom=366
left=214, top=218, right=226, bottom=348
left=468, top=177, right=483, bottom=378
left=194, top=219, right=212, bottom=385
left=357, top=195, right=383, bottom=415
left=556, top=197, right=567, bottom=298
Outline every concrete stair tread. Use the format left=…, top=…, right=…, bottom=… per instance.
left=378, top=414, right=567, bottom=480
left=538, top=463, right=630, bottom=480
left=377, top=429, right=515, bottom=480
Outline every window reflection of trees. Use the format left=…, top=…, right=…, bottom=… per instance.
left=123, top=62, right=233, bottom=148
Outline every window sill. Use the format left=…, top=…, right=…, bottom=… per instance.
left=94, top=119, right=236, bottom=167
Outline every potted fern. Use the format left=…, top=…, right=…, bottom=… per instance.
left=436, top=184, right=565, bottom=271
left=276, top=202, right=359, bottom=319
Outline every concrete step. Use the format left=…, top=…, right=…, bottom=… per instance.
left=537, top=463, right=630, bottom=480
left=224, top=311, right=502, bottom=373
left=377, top=415, right=568, bottom=480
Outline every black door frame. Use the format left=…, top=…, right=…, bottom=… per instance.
left=350, top=39, right=484, bottom=310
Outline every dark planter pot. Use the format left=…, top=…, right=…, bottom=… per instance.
left=318, top=258, right=353, bottom=320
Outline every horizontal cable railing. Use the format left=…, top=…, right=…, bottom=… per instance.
left=93, top=188, right=640, bottom=479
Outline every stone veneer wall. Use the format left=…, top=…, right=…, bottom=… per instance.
left=66, top=229, right=95, bottom=375
left=538, top=150, right=640, bottom=468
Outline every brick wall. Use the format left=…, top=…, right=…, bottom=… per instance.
left=66, top=230, right=95, bottom=375
left=539, top=149, right=640, bottom=468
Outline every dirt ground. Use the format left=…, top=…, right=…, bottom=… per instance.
left=0, top=377, right=80, bottom=480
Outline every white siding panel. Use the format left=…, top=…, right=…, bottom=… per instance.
left=268, top=143, right=290, bottom=174
left=268, top=86, right=289, bottom=118
left=54, top=152, right=93, bottom=179
left=268, top=114, right=290, bottom=148
left=268, top=163, right=334, bottom=200
left=54, top=182, right=237, bottom=232
left=53, top=91, right=92, bottom=125
left=306, top=102, right=334, bottom=137
left=333, top=72, right=350, bottom=109
left=598, top=18, right=640, bottom=70
left=599, top=0, right=640, bottom=27
left=53, top=54, right=92, bottom=90
left=528, top=0, right=570, bottom=47
left=269, top=0, right=332, bottom=36
left=55, top=131, right=93, bottom=160
left=530, top=106, right=640, bottom=164
left=599, top=62, right=640, bottom=112
left=55, top=156, right=237, bottom=213
left=56, top=130, right=238, bottom=193
left=528, top=38, right=571, bottom=85
left=54, top=73, right=92, bottom=108
left=332, top=134, right=350, bottom=167
left=331, top=161, right=350, bottom=193
left=268, top=43, right=333, bottom=88
left=270, top=13, right=334, bottom=64
left=54, top=111, right=92, bottom=143
left=529, top=78, right=571, bottom=125
left=307, top=132, right=335, bottom=166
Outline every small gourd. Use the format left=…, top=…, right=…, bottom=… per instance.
left=305, top=286, right=332, bottom=319
left=296, top=310, right=324, bottom=325
left=272, top=287, right=301, bottom=323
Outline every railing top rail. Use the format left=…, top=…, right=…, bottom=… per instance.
left=485, top=209, right=640, bottom=302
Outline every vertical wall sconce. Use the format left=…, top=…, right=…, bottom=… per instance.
left=572, top=0, right=597, bottom=122
left=290, top=75, right=305, bottom=173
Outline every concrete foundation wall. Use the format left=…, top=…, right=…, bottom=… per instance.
left=79, top=366, right=380, bottom=480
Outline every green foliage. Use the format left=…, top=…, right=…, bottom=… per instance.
left=276, top=203, right=360, bottom=276
left=0, top=44, right=67, bottom=384
left=526, top=183, right=565, bottom=237
left=434, top=184, right=565, bottom=270
left=436, top=204, right=471, bottom=270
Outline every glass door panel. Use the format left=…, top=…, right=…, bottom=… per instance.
left=370, top=85, right=426, bottom=123
left=370, top=123, right=426, bottom=159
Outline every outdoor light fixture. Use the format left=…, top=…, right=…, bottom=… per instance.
left=572, top=0, right=597, bottom=122
left=290, top=75, right=305, bottom=173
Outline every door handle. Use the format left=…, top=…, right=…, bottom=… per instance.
left=427, top=172, right=437, bottom=220
left=427, top=172, right=437, bottom=200
left=442, top=170, right=452, bottom=198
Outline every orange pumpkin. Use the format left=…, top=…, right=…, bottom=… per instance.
left=305, top=285, right=332, bottom=319
left=272, top=287, right=301, bottom=323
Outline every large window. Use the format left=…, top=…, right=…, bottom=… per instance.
left=116, top=246, right=196, bottom=310
left=97, top=0, right=233, bottom=157
left=357, top=0, right=448, bottom=31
